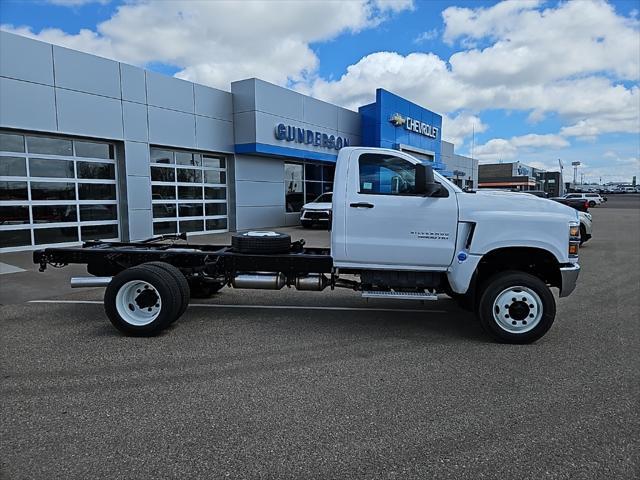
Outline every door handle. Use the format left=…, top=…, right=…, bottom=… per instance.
left=350, top=202, right=374, bottom=208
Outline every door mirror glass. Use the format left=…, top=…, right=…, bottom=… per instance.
left=415, top=163, right=441, bottom=197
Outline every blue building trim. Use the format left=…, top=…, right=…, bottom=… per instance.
left=235, top=143, right=338, bottom=163
left=358, top=88, right=445, bottom=172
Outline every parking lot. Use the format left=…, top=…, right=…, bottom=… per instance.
left=1, top=195, right=638, bottom=479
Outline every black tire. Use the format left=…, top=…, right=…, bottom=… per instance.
left=231, top=231, right=291, bottom=254
left=188, top=278, right=224, bottom=298
left=579, top=225, right=586, bottom=246
left=301, top=221, right=313, bottom=229
left=104, top=265, right=182, bottom=336
left=141, top=262, right=190, bottom=319
left=476, top=271, right=556, bottom=344
left=588, top=200, right=596, bottom=207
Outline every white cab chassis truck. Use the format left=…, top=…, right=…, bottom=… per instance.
left=35, top=147, right=581, bottom=344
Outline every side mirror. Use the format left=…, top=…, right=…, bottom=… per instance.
left=415, top=163, right=441, bottom=197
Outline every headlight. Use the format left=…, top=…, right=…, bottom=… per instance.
left=569, top=223, right=580, bottom=257
left=569, top=225, right=580, bottom=237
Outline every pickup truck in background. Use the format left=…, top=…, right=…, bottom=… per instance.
left=34, top=147, right=581, bottom=344
left=300, top=192, right=332, bottom=229
left=563, top=192, right=606, bottom=207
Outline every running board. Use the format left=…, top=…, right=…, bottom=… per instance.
left=361, top=290, right=438, bottom=301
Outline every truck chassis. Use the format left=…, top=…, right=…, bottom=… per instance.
left=33, top=231, right=573, bottom=344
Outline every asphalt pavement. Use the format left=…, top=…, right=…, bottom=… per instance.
left=1, top=195, right=638, bottom=479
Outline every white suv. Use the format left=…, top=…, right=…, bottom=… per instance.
left=564, top=193, right=605, bottom=207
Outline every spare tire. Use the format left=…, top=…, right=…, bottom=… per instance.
left=231, top=231, right=291, bottom=254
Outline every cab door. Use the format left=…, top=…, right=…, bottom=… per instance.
left=344, top=151, right=458, bottom=269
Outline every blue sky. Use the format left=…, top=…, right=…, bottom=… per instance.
left=1, top=0, right=639, bottom=183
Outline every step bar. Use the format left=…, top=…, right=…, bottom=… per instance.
left=361, top=290, right=438, bottom=301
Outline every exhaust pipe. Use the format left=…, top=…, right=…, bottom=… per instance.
left=70, top=276, right=112, bottom=288
left=232, top=273, right=287, bottom=290
left=295, top=274, right=329, bottom=291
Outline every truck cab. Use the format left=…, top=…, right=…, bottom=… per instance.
left=331, top=147, right=580, bottom=342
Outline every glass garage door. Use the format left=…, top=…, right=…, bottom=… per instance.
left=150, top=147, right=228, bottom=236
left=0, top=131, right=119, bottom=251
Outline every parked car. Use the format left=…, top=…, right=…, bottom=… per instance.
left=578, top=211, right=592, bottom=245
left=563, top=192, right=605, bottom=207
left=550, top=197, right=590, bottom=212
left=300, top=192, right=332, bottom=229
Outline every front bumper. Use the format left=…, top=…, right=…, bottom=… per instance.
left=559, top=263, right=580, bottom=297
left=301, top=210, right=331, bottom=222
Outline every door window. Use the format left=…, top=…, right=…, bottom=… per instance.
left=359, top=154, right=417, bottom=195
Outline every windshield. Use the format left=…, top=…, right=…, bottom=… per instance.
left=313, top=193, right=332, bottom=203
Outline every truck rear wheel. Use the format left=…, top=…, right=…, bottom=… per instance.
left=104, top=265, right=182, bottom=336
left=141, top=262, right=190, bottom=320
left=477, top=271, right=555, bottom=344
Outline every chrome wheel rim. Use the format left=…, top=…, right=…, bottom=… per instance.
left=115, top=280, right=161, bottom=326
left=492, top=286, right=542, bottom=334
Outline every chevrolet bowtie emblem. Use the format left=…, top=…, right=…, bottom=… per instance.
left=389, top=113, right=406, bottom=126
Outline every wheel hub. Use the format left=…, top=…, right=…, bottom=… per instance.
left=508, top=301, right=530, bottom=321
left=115, top=280, right=162, bottom=326
left=135, top=288, right=158, bottom=309
left=492, top=286, right=542, bottom=334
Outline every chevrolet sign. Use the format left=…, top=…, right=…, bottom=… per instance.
left=389, top=113, right=439, bottom=139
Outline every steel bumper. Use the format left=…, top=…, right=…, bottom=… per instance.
left=559, top=263, right=580, bottom=297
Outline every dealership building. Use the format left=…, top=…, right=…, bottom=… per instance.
left=478, top=162, right=563, bottom=197
left=0, top=31, right=477, bottom=252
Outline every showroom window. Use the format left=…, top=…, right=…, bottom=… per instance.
left=284, top=161, right=334, bottom=213
left=150, top=147, right=228, bottom=236
left=0, top=131, right=119, bottom=251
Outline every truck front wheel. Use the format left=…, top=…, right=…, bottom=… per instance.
left=477, top=271, right=556, bottom=344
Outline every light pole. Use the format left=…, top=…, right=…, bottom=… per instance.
left=571, top=161, right=581, bottom=188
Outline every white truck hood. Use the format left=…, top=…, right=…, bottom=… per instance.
left=302, top=202, right=332, bottom=211
left=457, top=190, right=578, bottom=221
left=456, top=190, right=579, bottom=263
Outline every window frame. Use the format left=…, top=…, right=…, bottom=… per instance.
left=150, top=146, right=228, bottom=236
left=0, top=131, right=119, bottom=251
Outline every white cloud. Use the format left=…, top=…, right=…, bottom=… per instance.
left=474, top=134, right=569, bottom=162
left=442, top=112, right=487, bottom=147
left=474, top=138, right=517, bottom=162
left=446, top=0, right=639, bottom=85
left=413, top=29, right=439, bottom=44
left=373, top=0, right=415, bottom=13
left=442, top=0, right=542, bottom=45
left=2, top=0, right=413, bottom=90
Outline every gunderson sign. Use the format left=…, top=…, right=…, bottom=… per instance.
left=389, top=113, right=439, bottom=139
left=274, top=124, right=350, bottom=151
